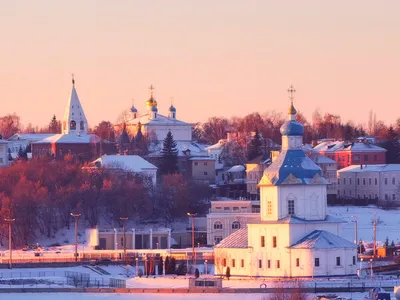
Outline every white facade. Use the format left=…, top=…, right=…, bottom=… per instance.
left=337, top=164, right=400, bottom=202
left=215, top=97, right=356, bottom=278
left=0, top=139, right=9, bottom=167
left=206, top=200, right=259, bottom=245
left=62, top=78, right=88, bottom=135
left=7, top=133, right=53, bottom=158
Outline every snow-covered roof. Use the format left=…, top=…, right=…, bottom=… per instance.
left=189, top=156, right=214, bottom=161
left=33, top=133, right=101, bottom=144
left=289, top=230, right=356, bottom=249
left=126, top=113, right=190, bottom=126
left=259, top=215, right=346, bottom=224
left=148, top=141, right=209, bottom=157
left=205, top=139, right=227, bottom=151
left=311, top=154, right=336, bottom=164
left=7, top=133, right=54, bottom=142
left=92, top=155, right=157, bottom=172
left=215, top=228, right=248, bottom=249
left=338, top=164, right=400, bottom=173
left=314, top=141, right=386, bottom=153
left=227, top=165, right=245, bottom=173
left=260, top=149, right=328, bottom=186
left=0, top=139, right=8, bottom=144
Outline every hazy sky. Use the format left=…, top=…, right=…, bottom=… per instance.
left=1, top=1, right=399, bottom=128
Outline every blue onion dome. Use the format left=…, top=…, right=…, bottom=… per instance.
left=130, top=105, right=138, bottom=113
left=280, top=120, right=304, bottom=136
left=169, top=105, right=176, bottom=112
left=151, top=105, right=158, bottom=112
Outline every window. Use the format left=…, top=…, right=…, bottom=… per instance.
left=364, top=155, right=368, bottom=162
left=272, top=236, right=277, bottom=248
left=258, top=259, right=262, bottom=269
left=120, top=237, right=124, bottom=247
left=336, top=257, right=341, bottom=266
left=350, top=178, right=352, bottom=184
left=296, top=258, right=300, bottom=267
left=276, top=260, right=280, bottom=268
left=393, top=194, right=396, bottom=200
left=343, top=178, right=346, bottom=185
left=214, top=221, right=223, bottom=230
left=375, top=178, right=378, bottom=185
left=385, top=194, right=389, bottom=200
left=385, top=178, right=388, bottom=185
left=241, top=259, right=244, bottom=268
left=393, top=178, right=396, bottom=185
left=233, top=207, right=239, bottom=211
left=369, top=178, right=371, bottom=185
left=261, top=236, right=265, bottom=247
left=267, top=201, right=272, bottom=215
left=224, top=207, right=230, bottom=210
left=204, top=172, right=208, bottom=175
left=194, top=162, right=198, bottom=166
left=353, top=256, right=356, bottom=265
left=267, top=260, right=271, bottom=268
left=374, top=154, right=377, bottom=161
left=214, top=236, right=222, bottom=244
left=363, top=178, right=366, bottom=185
left=314, top=258, right=320, bottom=267
left=357, top=178, right=360, bottom=185
left=204, top=162, right=207, bottom=166
left=80, top=121, right=85, bottom=130
left=70, top=120, right=76, bottom=130
left=232, top=221, right=240, bottom=230
left=232, top=259, right=236, bottom=268
left=223, top=258, right=226, bottom=267
left=288, top=200, right=295, bottom=215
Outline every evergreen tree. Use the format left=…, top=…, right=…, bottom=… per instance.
left=17, top=146, right=28, bottom=160
left=382, top=126, right=400, bottom=163
left=159, top=131, right=178, bottom=175
left=247, top=128, right=263, bottom=161
left=49, top=115, right=60, bottom=133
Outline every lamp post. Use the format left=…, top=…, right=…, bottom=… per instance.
left=187, top=213, right=197, bottom=274
left=135, top=257, right=139, bottom=277
left=204, top=259, right=208, bottom=275
left=162, top=255, right=166, bottom=276
left=351, top=216, right=359, bottom=244
left=359, top=258, right=363, bottom=277
left=70, top=213, right=81, bottom=262
left=370, top=259, right=373, bottom=280
left=120, top=217, right=128, bottom=265
left=4, top=218, right=15, bottom=269
left=144, top=255, right=148, bottom=277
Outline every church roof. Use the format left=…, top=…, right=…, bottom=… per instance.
left=289, top=230, right=356, bottom=249
left=126, top=113, right=190, bottom=126
left=7, top=133, right=54, bottom=142
left=62, top=81, right=88, bottom=134
left=92, top=155, right=157, bottom=172
left=260, top=149, right=328, bottom=186
left=259, top=215, right=346, bottom=224
left=33, top=133, right=101, bottom=144
left=215, top=228, right=248, bottom=249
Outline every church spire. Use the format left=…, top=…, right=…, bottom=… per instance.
left=62, top=76, right=88, bottom=135
left=287, top=85, right=297, bottom=117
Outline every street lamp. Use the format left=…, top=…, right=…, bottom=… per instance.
left=4, top=218, right=15, bottom=269
left=370, top=258, right=373, bottom=280
left=204, top=259, right=208, bottom=275
left=120, top=217, right=128, bottom=265
left=351, top=216, right=359, bottom=244
left=359, top=257, right=363, bottom=277
left=187, top=212, right=197, bottom=274
left=70, top=213, right=81, bottom=262
left=135, top=257, right=139, bottom=277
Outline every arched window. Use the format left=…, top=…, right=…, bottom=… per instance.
left=70, top=120, right=76, bottom=130
left=80, top=121, right=85, bottom=130
left=232, top=221, right=240, bottom=230
left=214, top=221, right=223, bottom=230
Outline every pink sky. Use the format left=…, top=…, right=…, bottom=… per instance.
left=0, top=1, right=399, bottom=128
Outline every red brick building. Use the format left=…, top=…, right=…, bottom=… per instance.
left=313, top=140, right=386, bottom=169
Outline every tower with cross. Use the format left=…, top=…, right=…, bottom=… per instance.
left=146, top=84, right=158, bottom=111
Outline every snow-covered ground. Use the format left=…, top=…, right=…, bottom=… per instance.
left=2, top=292, right=397, bottom=300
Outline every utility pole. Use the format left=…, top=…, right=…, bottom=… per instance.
left=187, top=213, right=197, bottom=274
left=373, top=214, right=377, bottom=258
left=70, top=213, right=81, bottom=262
left=4, top=218, right=15, bottom=269
left=120, top=217, right=128, bottom=265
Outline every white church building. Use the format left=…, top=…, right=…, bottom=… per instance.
left=121, top=85, right=192, bottom=142
left=214, top=89, right=357, bottom=278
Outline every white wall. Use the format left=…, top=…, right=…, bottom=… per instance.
left=145, top=124, right=192, bottom=141
left=0, top=143, right=8, bottom=167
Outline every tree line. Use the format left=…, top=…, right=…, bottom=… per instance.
left=0, top=156, right=210, bottom=247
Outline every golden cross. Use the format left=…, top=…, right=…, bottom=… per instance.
left=287, top=85, right=296, bottom=101
left=72, top=73, right=75, bottom=86
left=149, top=84, right=155, bottom=96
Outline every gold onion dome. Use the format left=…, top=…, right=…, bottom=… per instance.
left=146, top=96, right=157, bottom=108
left=288, top=101, right=297, bottom=115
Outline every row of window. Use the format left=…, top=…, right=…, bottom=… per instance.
left=260, top=236, right=277, bottom=248
left=340, top=177, right=397, bottom=186
left=194, top=162, right=209, bottom=166
left=213, top=221, right=240, bottom=230
left=266, top=200, right=295, bottom=216
left=338, top=191, right=397, bottom=201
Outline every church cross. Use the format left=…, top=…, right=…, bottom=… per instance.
left=72, top=73, right=75, bottom=86
left=148, top=84, right=155, bottom=96
left=287, top=85, right=296, bottom=101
